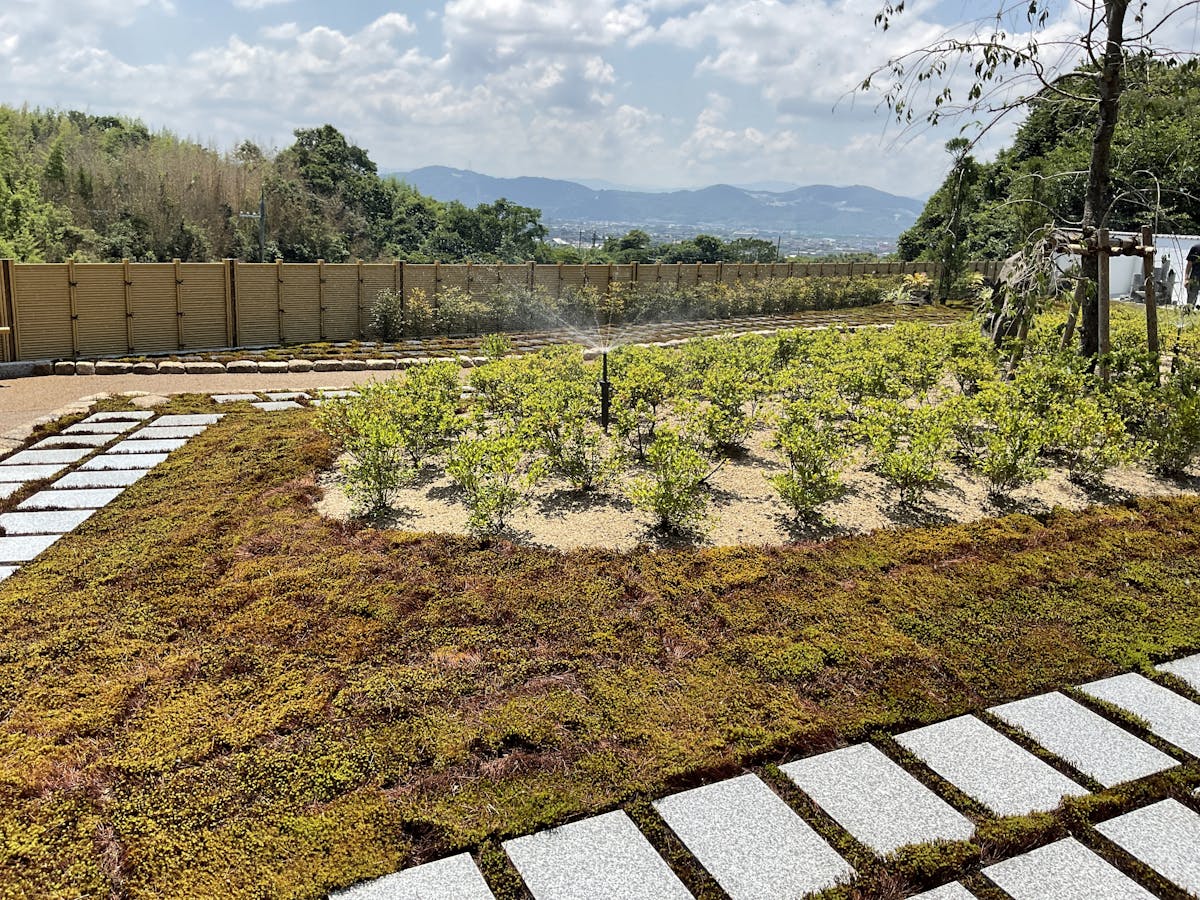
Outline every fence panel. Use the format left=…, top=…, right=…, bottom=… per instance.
left=73, top=264, right=128, bottom=357
left=280, top=263, right=321, bottom=344
left=180, top=263, right=230, bottom=349
left=12, top=264, right=73, bottom=359
left=235, top=264, right=281, bottom=347
left=323, top=264, right=359, bottom=341
left=0, top=261, right=10, bottom=362
left=129, top=264, right=180, bottom=354
left=403, top=263, right=436, bottom=305
left=359, top=264, right=397, bottom=337
left=439, top=264, right=469, bottom=295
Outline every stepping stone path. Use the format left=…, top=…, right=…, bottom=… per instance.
left=1158, top=652, right=1200, bottom=693
left=1080, top=672, right=1200, bottom=757
left=331, top=853, right=495, bottom=900
left=982, top=837, right=1156, bottom=899
left=1095, top=799, right=1200, bottom=894
left=910, top=884, right=976, bottom=900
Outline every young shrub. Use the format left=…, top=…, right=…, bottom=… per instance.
left=392, top=360, right=463, bottom=466
left=401, top=287, right=436, bottom=337
left=972, top=383, right=1048, bottom=497
left=858, top=400, right=950, bottom=506
left=446, top=430, right=528, bottom=533
left=316, top=385, right=411, bottom=516
left=1141, top=385, right=1200, bottom=477
left=683, top=337, right=773, bottom=453
left=627, top=426, right=712, bottom=533
left=369, top=288, right=404, bottom=342
left=480, top=332, right=513, bottom=361
left=522, top=377, right=622, bottom=491
left=944, top=321, right=1000, bottom=395
left=769, top=397, right=849, bottom=522
left=1052, top=395, right=1130, bottom=485
left=611, top=346, right=676, bottom=462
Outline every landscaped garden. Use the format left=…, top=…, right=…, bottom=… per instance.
left=2, top=301, right=1200, bottom=898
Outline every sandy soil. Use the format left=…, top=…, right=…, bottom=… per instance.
left=315, top=424, right=1199, bottom=551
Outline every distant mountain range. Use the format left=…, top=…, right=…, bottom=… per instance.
left=391, top=166, right=924, bottom=239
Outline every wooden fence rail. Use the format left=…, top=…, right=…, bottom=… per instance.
left=0, top=258, right=1000, bottom=362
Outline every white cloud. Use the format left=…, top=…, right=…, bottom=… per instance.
left=231, top=0, right=294, bottom=10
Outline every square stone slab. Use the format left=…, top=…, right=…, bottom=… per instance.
left=108, top=438, right=188, bottom=454
left=31, top=434, right=112, bottom=449
left=503, top=810, right=693, bottom=900
left=18, top=488, right=124, bottom=510
left=654, top=774, right=853, bottom=899
left=0, top=483, right=20, bottom=500
left=0, top=464, right=67, bottom=482
left=895, top=715, right=1087, bottom=817
left=54, top=469, right=148, bottom=489
left=264, top=392, right=310, bottom=401
left=65, top=421, right=136, bottom=434
left=910, top=884, right=976, bottom=900
left=154, top=414, right=222, bottom=427
left=2, top=448, right=92, bottom=467
left=1158, top=653, right=1200, bottom=693
left=989, top=692, right=1177, bottom=787
left=781, top=743, right=975, bottom=854
left=252, top=400, right=303, bottom=411
left=0, top=533, right=62, bottom=563
left=0, top=509, right=96, bottom=535
left=982, top=838, right=1155, bottom=899
left=1095, top=799, right=1200, bottom=893
left=0, top=565, right=16, bottom=582
left=129, top=426, right=208, bottom=440
left=331, top=853, right=495, bottom=899
left=1080, top=673, right=1200, bottom=757
left=212, top=393, right=259, bottom=403
left=82, top=411, right=154, bottom=422
left=79, top=453, right=168, bottom=471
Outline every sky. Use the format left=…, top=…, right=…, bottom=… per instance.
left=1, top=0, right=1198, bottom=196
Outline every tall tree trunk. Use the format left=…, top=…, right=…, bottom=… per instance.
left=1079, top=0, right=1128, bottom=357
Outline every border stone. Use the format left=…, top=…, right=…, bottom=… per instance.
left=132, top=362, right=158, bottom=375
left=2, top=448, right=92, bottom=467
left=0, top=464, right=68, bottom=481
left=157, top=361, right=186, bottom=374
left=340, top=358, right=367, bottom=371
left=53, top=361, right=75, bottom=375
left=895, top=715, right=1087, bottom=817
left=184, top=361, right=226, bottom=374
left=365, top=359, right=396, bottom=371
left=212, top=394, right=259, bottom=403
left=910, top=884, right=976, bottom=900
left=95, top=361, right=132, bottom=375
left=30, top=434, right=111, bottom=449
left=0, top=509, right=96, bottom=534
left=781, top=743, right=975, bottom=854
left=0, top=533, right=62, bottom=563
left=331, top=854, right=496, bottom=900
left=79, top=453, right=169, bottom=471
left=154, top=414, right=222, bottom=427
left=1158, top=653, right=1200, bottom=693
left=18, top=488, right=124, bottom=510
left=1094, top=799, right=1200, bottom=894
left=226, top=360, right=259, bottom=373
left=252, top=401, right=302, bottom=411
left=313, top=359, right=344, bottom=372
left=54, top=469, right=148, bottom=488
left=287, top=359, right=314, bottom=372
left=131, top=394, right=169, bottom=408
left=1080, top=673, right=1200, bottom=757
left=108, top=438, right=187, bottom=454
left=654, top=773, right=854, bottom=899
left=989, top=692, right=1177, bottom=787
left=254, top=360, right=286, bottom=373
left=74, top=361, right=96, bottom=375
left=982, top=838, right=1155, bottom=899
left=503, top=810, right=693, bottom=900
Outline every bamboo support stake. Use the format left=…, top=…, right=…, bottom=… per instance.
left=1060, top=278, right=1086, bottom=351
left=1142, top=225, right=1159, bottom=361
left=1098, top=228, right=1111, bottom=382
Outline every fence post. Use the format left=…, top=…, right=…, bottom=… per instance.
left=225, top=259, right=237, bottom=347
left=122, top=258, right=134, bottom=352
left=275, top=258, right=285, bottom=345
left=433, top=259, right=440, bottom=307
left=0, top=259, right=15, bottom=361
left=527, top=260, right=535, bottom=293
left=173, top=259, right=185, bottom=350
left=355, top=259, right=364, bottom=338
left=716, top=261, right=723, bottom=284
left=630, top=261, right=638, bottom=288
left=66, top=258, right=81, bottom=357
left=317, top=258, right=327, bottom=341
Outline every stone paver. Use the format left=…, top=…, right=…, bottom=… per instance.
left=0, top=565, right=15, bottom=581
left=30, top=434, right=112, bottom=449
left=1081, top=673, right=1200, bottom=757
left=129, top=426, right=208, bottom=440
left=252, top=400, right=302, bottom=411
left=153, top=414, right=222, bottom=427
left=79, top=453, right=169, bottom=471
left=0, top=509, right=96, bottom=535
left=108, top=438, right=188, bottom=454
left=504, top=810, right=693, bottom=900
left=54, top=469, right=148, bottom=489
left=1158, top=653, right=1200, bottom=694
left=895, top=715, right=1087, bottom=817
left=82, top=411, right=154, bottom=422
left=1095, top=799, right=1200, bottom=894
left=0, top=464, right=68, bottom=482
left=319, top=389, right=360, bottom=398
left=212, top=393, right=260, bottom=403
left=264, top=392, right=310, bottom=401
left=0, top=483, right=19, bottom=499
left=781, top=743, right=974, bottom=855
left=910, top=884, right=976, bottom=900
left=2, top=448, right=92, bottom=467
left=18, top=489, right=124, bottom=510
left=332, top=854, right=495, bottom=900
left=654, top=774, right=853, bottom=899
left=982, top=838, right=1155, bottom=899
left=65, top=420, right=136, bottom=434
left=989, top=692, right=1177, bottom=787
left=0, top=533, right=62, bottom=563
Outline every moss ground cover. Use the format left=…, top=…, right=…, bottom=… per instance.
left=1, top=400, right=1199, bottom=898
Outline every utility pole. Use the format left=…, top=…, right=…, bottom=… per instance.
left=239, top=188, right=267, bottom=262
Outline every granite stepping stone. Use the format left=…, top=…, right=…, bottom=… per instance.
left=1080, top=673, right=1200, bottom=757
left=654, top=774, right=854, bottom=899
left=0, top=533, right=63, bottom=563
left=331, top=853, right=495, bottom=899
left=79, top=453, right=169, bottom=471
left=895, top=715, right=1087, bottom=816
left=252, top=400, right=303, bottom=411
left=2, top=448, right=92, bottom=467
left=129, top=426, right=208, bottom=440
left=319, top=390, right=360, bottom=398
left=1095, top=799, right=1200, bottom=893
left=781, top=743, right=974, bottom=855
left=154, top=415, right=222, bottom=427
left=108, top=438, right=188, bottom=454
left=54, top=469, right=148, bottom=489
left=0, top=509, right=96, bottom=535
left=982, top=837, right=1155, bottom=899
left=910, top=884, right=976, bottom=900
left=31, top=434, right=112, bottom=449
left=212, top=393, right=259, bottom=403
left=65, top=421, right=137, bottom=434
left=0, top=565, right=16, bottom=581
left=82, top=411, right=154, bottom=422
left=1158, top=653, right=1200, bottom=693
left=18, top=489, right=124, bottom=510
left=504, top=810, right=693, bottom=900
left=0, top=464, right=68, bottom=482
left=264, top=392, right=310, bottom=401
left=0, top=483, right=19, bottom=500
left=989, top=692, right=1177, bottom=787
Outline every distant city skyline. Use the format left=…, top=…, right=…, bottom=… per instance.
left=2, top=1, right=1197, bottom=195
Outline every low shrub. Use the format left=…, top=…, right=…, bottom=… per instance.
left=627, top=426, right=712, bottom=532
left=447, top=430, right=529, bottom=533
left=858, top=400, right=950, bottom=506
left=315, top=384, right=411, bottom=516
left=368, top=288, right=404, bottom=342
left=770, top=397, right=848, bottom=521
